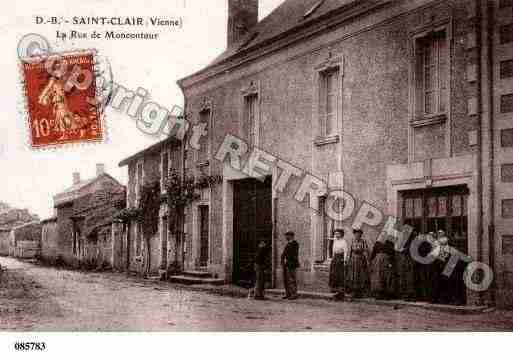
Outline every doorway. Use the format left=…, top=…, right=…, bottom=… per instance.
left=198, top=205, right=209, bottom=267
left=400, top=185, right=469, bottom=304
left=233, top=177, right=272, bottom=286
left=161, top=216, right=168, bottom=269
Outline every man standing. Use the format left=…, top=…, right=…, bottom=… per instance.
left=281, top=231, right=299, bottom=300
left=254, top=240, right=269, bottom=300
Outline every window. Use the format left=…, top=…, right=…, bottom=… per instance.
left=500, top=24, right=513, bottom=44
left=136, top=223, right=142, bottom=256
left=198, top=109, right=210, bottom=164
left=170, top=146, right=181, bottom=173
left=243, top=94, right=258, bottom=147
left=500, top=59, right=513, bottom=79
left=502, top=199, right=513, bottom=218
left=500, top=0, right=513, bottom=8
left=401, top=187, right=468, bottom=254
left=501, top=128, right=513, bottom=147
left=135, top=161, right=143, bottom=205
left=318, top=196, right=334, bottom=262
left=415, top=30, right=449, bottom=117
left=320, top=68, right=339, bottom=136
left=72, top=228, right=78, bottom=255
left=502, top=164, right=513, bottom=182
left=161, top=150, right=169, bottom=189
left=500, top=93, right=513, bottom=113
left=502, top=235, right=513, bottom=255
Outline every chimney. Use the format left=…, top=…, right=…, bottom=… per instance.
left=227, top=0, right=258, bottom=47
left=96, top=163, right=105, bottom=176
left=73, top=172, right=81, bottom=185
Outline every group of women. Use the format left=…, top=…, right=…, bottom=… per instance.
left=328, top=228, right=464, bottom=304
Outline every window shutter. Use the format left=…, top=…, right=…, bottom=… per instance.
left=414, top=39, right=424, bottom=118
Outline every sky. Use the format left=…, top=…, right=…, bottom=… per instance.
left=0, top=0, right=284, bottom=219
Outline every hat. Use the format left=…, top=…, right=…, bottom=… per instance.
left=285, top=231, right=295, bottom=237
left=333, top=228, right=345, bottom=235
left=352, top=228, right=363, bottom=234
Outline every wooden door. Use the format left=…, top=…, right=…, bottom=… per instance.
left=199, top=206, right=209, bottom=267
left=233, top=177, right=272, bottom=286
left=161, top=216, right=168, bottom=269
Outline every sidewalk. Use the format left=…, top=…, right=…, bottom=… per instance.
left=158, top=279, right=493, bottom=315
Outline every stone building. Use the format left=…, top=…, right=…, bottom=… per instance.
left=52, top=164, right=126, bottom=267
left=118, top=137, right=183, bottom=276
left=175, top=0, right=513, bottom=307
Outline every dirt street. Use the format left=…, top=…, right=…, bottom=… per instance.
left=1, top=256, right=513, bottom=331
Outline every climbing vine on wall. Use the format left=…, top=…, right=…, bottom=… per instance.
left=113, top=207, right=142, bottom=223
left=165, top=170, right=222, bottom=231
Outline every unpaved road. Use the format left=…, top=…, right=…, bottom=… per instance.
left=1, top=256, right=513, bottom=331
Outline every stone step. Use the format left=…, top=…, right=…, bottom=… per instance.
left=181, top=270, right=214, bottom=278
left=169, top=275, right=224, bottom=286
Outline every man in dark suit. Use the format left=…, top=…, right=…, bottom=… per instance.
left=253, top=240, right=269, bottom=300
left=281, top=231, right=299, bottom=300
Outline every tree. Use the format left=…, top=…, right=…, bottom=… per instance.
left=138, top=181, right=161, bottom=275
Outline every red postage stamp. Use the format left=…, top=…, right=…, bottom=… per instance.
left=20, top=50, right=104, bottom=148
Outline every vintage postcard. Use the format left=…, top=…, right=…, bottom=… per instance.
left=1, top=0, right=512, bottom=357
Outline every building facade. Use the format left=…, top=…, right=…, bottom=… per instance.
left=52, top=164, right=126, bottom=267
left=119, top=137, right=183, bottom=276
left=176, top=0, right=513, bottom=307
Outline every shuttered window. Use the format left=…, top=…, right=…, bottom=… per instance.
left=501, top=164, right=513, bottom=182
left=319, top=68, right=339, bottom=137
left=500, top=93, right=513, bottom=113
left=500, top=59, right=513, bottom=79
left=243, top=94, right=257, bottom=147
left=501, top=128, right=513, bottom=147
left=415, top=30, right=449, bottom=117
left=198, top=109, right=210, bottom=163
left=502, top=199, right=513, bottom=218
left=162, top=151, right=169, bottom=182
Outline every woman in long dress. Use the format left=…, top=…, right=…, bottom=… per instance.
left=347, top=228, right=370, bottom=298
left=396, top=232, right=416, bottom=301
left=329, top=228, right=348, bottom=300
left=370, top=240, right=396, bottom=299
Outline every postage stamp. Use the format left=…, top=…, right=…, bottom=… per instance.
left=20, top=50, right=104, bottom=148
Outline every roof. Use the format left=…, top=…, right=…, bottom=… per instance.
left=10, top=221, right=41, bottom=231
left=40, top=216, right=57, bottom=224
left=179, top=0, right=377, bottom=85
left=54, top=173, right=124, bottom=207
left=119, top=136, right=180, bottom=167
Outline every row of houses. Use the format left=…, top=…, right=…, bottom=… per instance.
left=39, top=164, right=127, bottom=270
left=3, top=0, right=513, bottom=309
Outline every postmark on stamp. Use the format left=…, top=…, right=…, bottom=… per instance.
left=20, top=50, right=104, bottom=148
